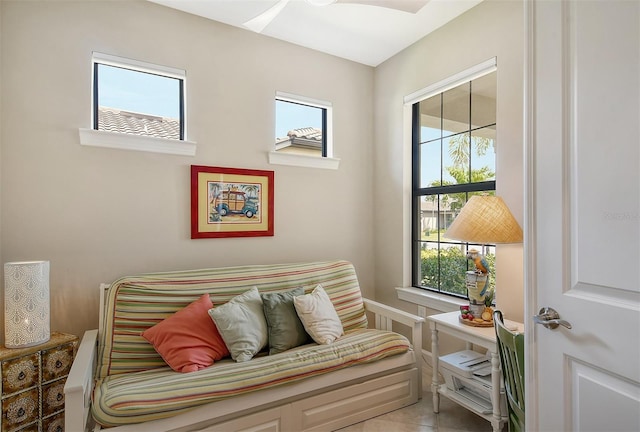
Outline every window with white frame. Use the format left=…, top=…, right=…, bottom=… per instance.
left=92, top=53, right=185, bottom=140
left=269, top=92, right=339, bottom=169
left=411, top=64, right=497, bottom=298
left=79, top=53, right=194, bottom=156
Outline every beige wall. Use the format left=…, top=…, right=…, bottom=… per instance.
left=0, top=0, right=375, bottom=340
left=373, top=0, right=525, bottom=322
left=0, top=0, right=525, bottom=344
left=0, top=1, right=3, bottom=273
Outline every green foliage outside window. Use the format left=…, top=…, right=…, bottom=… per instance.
left=420, top=247, right=496, bottom=298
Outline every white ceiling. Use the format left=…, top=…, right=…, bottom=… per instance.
left=147, top=0, right=483, bottom=67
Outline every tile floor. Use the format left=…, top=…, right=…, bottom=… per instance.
left=337, top=381, right=499, bottom=432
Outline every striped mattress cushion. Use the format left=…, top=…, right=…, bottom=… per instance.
left=92, top=328, right=410, bottom=427
left=97, top=260, right=368, bottom=379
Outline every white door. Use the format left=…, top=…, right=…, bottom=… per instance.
left=525, top=0, right=640, bottom=431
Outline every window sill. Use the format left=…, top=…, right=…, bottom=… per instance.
left=396, top=287, right=467, bottom=313
left=78, top=128, right=197, bottom=156
left=268, top=151, right=340, bottom=170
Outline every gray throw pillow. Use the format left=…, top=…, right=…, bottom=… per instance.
left=262, top=287, right=310, bottom=355
left=208, top=287, right=268, bottom=362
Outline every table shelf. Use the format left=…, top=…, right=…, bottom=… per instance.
left=428, top=311, right=524, bottom=432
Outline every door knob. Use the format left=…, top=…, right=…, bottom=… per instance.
left=533, top=307, right=572, bottom=330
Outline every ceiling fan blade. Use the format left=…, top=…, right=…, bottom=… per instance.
left=338, top=0, right=429, bottom=14
left=244, top=0, right=292, bottom=33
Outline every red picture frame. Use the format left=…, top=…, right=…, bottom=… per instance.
left=191, top=165, right=274, bottom=239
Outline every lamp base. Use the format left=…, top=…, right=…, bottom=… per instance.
left=459, top=302, right=494, bottom=327
left=465, top=271, right=488, bottom=305
left=467, top=302, right=485, bottom=318
left=458, top=315, right=494, bottom=327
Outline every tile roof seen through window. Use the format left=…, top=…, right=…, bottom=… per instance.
left=98, top=107, right=180, bottom=140
left=282, top=127, right=322, bottom=142
left=276, top=127, right=322, bottom=151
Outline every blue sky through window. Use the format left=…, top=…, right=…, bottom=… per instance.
left=97, top=64, right=180, bottom=118
left=420, top=126, right=496, bottom=186
left=275, top=100, right=322, bottom=139
left=98, top=62, right=320, bottom=139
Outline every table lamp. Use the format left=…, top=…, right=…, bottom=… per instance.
left=444, top=195, right=522, bottom=321
left=4, top=261, right=50, bottom=348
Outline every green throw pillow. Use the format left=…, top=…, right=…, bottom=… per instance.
left=262, top=287, right=310, bottom=355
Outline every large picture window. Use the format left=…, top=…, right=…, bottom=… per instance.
left=412, top=69, right=497, bottom=297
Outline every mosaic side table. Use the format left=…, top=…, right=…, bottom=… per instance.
left=0, top=332, right=78, bottom=432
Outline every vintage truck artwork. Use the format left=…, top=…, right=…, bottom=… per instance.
left=191, top=165, right=274, bottom=239
left=208, top=183, right=260, bottom=222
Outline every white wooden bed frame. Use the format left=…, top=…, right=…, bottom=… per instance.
left=65, top=291, right=424, bottom=432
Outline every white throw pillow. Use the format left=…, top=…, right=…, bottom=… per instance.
left=293, top=285, right=344, bottom=344
left=208, top=287, right=268, bottom=362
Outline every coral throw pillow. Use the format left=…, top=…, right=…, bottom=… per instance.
left=142, top=293, right=229, bottom=373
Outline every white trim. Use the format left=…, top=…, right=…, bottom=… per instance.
left=92, top=52, right=185, bottom=79
left=396, top=287, right=467, bottom=313
left=523, top=0, right=538, bottom=429
left=79, top=128, right=196, bottom=156
left=403, top=57, right=497, bottom=105
left=268, top=151, right=340, bottom=170
left=275, top=91, right=331, bottom=109
left=402, top=104, right=413, bottom=287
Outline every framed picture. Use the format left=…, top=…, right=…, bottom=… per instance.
left=191, top=165, right=274, bottom=239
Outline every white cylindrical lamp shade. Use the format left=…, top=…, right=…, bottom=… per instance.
left=4, top=261, right=50, bottom=348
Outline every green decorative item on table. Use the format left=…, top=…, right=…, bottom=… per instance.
left=484, top=287, right=495, bottom=307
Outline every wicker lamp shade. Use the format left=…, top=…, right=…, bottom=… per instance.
left=444, top=195, right=523, bottom=243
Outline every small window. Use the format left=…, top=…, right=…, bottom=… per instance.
left=275, top=92, right=332, bottom=158
left=92, top=53, right=185, bottom=141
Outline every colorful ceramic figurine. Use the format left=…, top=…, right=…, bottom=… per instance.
left=467, top=248, right=489, bottom=275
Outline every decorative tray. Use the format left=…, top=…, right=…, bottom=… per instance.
left=459, top=316, right=494, bottom=327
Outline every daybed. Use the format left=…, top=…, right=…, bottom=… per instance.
left=65, top=260, right=424, bottom=431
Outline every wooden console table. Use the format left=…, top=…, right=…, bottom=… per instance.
left=428, top=311, right=524, bottom=432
